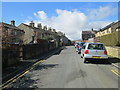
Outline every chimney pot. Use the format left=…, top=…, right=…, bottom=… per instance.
left=11, top=20, right=15, bottom=26
left=29, top=21, right=35, bottom=27
left=38, top=23, right=42, bottom=29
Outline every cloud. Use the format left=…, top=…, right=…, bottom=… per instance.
left=86, top=21, right=112, bottom=30
left=88, top=6, right=117, bottom=20
left=33, top=9, right=88, bottom=40
left=28, top=6, right=116, bottom=40
left=34, top=11, right=48, bottom=20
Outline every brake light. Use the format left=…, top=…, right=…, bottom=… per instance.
left=84, top=50, right=89, bottom=54
left=104, top=50, right=107, bottom=55
left=78, top=46, right=81, bottom=48
left=77, top=45, right=79, bottom=48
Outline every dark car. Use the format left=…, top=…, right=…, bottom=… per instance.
left=76, top=42, right=85, bottom=54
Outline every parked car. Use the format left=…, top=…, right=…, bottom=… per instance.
left=75, top=43, right=79, bottom=52
left=74, top=42, right=79, bottom=48
left=77, top=42, right=85, bottom=54
left=74, top=43, right=79, bottom=48
left=81, top=42, right=108, bottom=63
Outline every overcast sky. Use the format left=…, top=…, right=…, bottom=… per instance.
left=2, top=2, right=118, bottom=40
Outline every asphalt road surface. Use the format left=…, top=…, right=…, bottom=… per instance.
left=7, top=46, right=119, bottom=88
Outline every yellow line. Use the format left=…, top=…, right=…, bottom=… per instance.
left=1, top=48, right=57, bottom=89
left=112, top=63, right=120, bottom=69
left=2, top=70, right=30, bottom=89
left=113, top=70, right=120, bottom=74
left=1, top=60, right=46, bottom=89
left=111, top=70, right=120, bottom=77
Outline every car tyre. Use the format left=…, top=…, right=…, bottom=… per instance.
left=81, top=55, right=83, bottom=58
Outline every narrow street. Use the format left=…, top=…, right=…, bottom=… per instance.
left=7, top=46, right=118, bottom=88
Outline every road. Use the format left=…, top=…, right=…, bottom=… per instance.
left=7, top=46, right=119, bottom=88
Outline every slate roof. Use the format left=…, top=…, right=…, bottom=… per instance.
left=21, top=23, right=40, bottom=30
left=0, top=22, right=25, bottom=32
left=21, top=23, right=59, bottom=35
left=101, top=22, right=114, bottom=31
left=82, top=31, right=93, bottom=34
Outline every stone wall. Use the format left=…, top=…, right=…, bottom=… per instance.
left=100, top=31, right=120, bottom=46
left=105, top=46, right=120, bottom=58
left=23, top=42, right=56, bottom=60
left=2, top=42, right=57, bottom=68
left=2, top=44, right=20, bottom=68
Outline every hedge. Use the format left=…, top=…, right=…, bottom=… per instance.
left=100, top=30, right=120, bottom=46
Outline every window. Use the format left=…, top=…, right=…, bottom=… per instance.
left=82, top=45, right=86, bottom=49
left=42, top=34, right=44, bottom=38
left=88, top=44, right=105, bottom=50
left=13, top=30, right=17, bottom=35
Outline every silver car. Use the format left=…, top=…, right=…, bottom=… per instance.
left=81, top=42, right=108, bottom=63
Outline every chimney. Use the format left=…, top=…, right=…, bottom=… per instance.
left=43, top=26, right=47, bottom=30
left=48, top=27, right=52, bottom=31
left=91, top=28, right=94, bottom=32
left=38, top=23, right=42, bottom=29
left=53, top=29, right=56, bottom=32
left=29, top=21, right=34, bottom=27
left=11, top=20, right=15, bottom=26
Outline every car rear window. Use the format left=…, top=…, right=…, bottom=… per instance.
left=88, top=44, right=105, bottom=50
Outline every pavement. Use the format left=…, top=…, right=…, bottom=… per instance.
left=5, top=46, right=119, bottom=88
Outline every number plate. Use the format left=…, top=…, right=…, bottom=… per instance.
left=92, top=56, right=101, bottom=58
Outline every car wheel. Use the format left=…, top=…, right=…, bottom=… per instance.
left=81, top=54, right=83, bottom=58
left=81, top=55, right=83, bottom=58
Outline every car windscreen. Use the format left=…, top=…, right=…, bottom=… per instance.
left=88, top=44, right=105, bottom=50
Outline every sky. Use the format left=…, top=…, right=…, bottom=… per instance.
left=1, top=2, right=119, bottom=40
